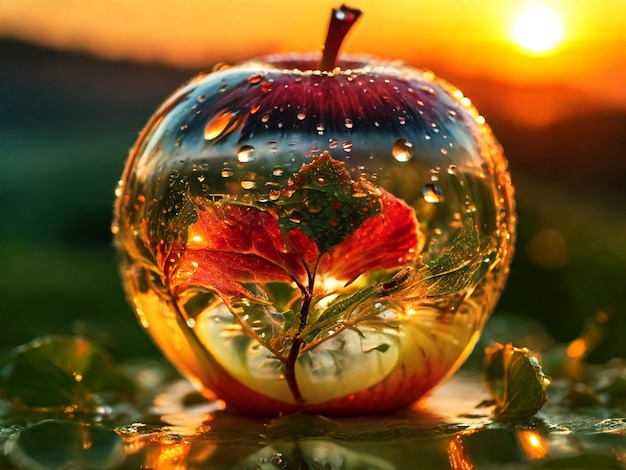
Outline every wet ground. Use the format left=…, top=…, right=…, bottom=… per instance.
left=2, top=370, right=625, bottom=469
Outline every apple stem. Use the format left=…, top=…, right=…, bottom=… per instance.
left=283, top=288, right=312, bottom=405
left=319, top=4, right=362, bottom=71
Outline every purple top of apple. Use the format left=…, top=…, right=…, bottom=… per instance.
left=131, top=54, right=493, bottom=206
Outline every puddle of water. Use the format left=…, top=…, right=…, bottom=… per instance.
left=2, top=372, right=625, bottom=469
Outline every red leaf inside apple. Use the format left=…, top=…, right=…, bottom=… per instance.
left=318, top=188, right=425, bottom=287
left=170, top=153, right=424, bottom=307
left=171, top=203, right=317, bottom=304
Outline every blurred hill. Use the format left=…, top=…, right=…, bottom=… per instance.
left=3, top=38, right=624, bottom=194
left=1, top=39, right=624, bottom=360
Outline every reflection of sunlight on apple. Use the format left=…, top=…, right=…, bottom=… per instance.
left=320, top=276, right=345, bottom=293
left=513, top=6, right=563, bottom=53
left=316, top=276, right=345, bottom=309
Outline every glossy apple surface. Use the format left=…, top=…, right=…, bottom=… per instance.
left=113, top=54, right=516, bottom=415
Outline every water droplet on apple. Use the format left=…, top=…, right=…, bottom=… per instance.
left=344, top=118, right=354, bottom=129
left=272, top=167, right=284, bottom=177
left=261, top=114, right=270, bottom=123
left=447, top=165, right=458, bottom=175
left=237, top=145, right=256, bottom=163
left=204, top=110, right=238, bottom=141
left=398, top=116, right=406, bottom=125
left=306, top=200, right=323, bottom=214
left=248, top=74, right=263, bottom=85
left=316, top=123, right=326, bottom=134
left=329, top=138, right=339, bottom=149
left=219, top=84, right=228, bottom=92
left=240, top=172, right=257, bottom=190
left=289, top=212, right=302, bottom=224
left=297, top=112, right=306, bottom=120
left=221, top=168, right=234, bottom=178
left=212, top=62, right=230, bottom=72
left=422, top=183, right=444, bottom=203
left=197, top=95, right=207, bottom=103
left=269, top=189, right=281, bottom=201
left=392, top=138, right=413, bottom=162
left=342, top=141, right=352, bottom=152
left=250, top=103, right=261, bottom=114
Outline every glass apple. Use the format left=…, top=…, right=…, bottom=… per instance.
left=113, top=7, right=515, bottom=415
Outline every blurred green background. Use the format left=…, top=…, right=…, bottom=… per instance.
left=1, top=39, right=624, bottom=362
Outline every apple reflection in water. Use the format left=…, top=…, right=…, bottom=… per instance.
left=113, top=5, right=515, bottom=415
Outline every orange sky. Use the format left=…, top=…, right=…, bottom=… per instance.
left=1, top=0, right=625, bottom=110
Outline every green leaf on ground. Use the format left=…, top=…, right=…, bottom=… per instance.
left=0, top=336, right=133, bottom=413
left=7, top=420, right=125, bottom=470
left=483, top=342, right=549, bottom=420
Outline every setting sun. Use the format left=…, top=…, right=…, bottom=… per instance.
left=513, top=5, right=564, bottom=53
